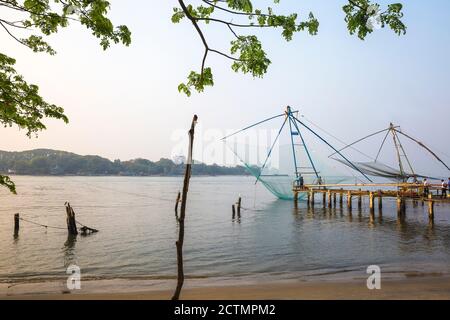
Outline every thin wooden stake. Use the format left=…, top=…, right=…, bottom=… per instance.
left=428, top=200, right=434, bottom=221
left=172, top=115, right=197, bottom=301
left=14, top=213, right=19, bottom=236
left=237, top=197, right=242, bottom=217
left=232, top=204, right=236, bottom=219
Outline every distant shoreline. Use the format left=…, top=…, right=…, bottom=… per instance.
left=2, top=174, right=252, bottom=178
left=0, top=149, right=253, bottom=177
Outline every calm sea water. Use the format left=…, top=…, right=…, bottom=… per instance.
left=0, top=176, right=449, bottom=283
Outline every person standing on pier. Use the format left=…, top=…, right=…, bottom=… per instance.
left=441, top=179, right=448, bottom=198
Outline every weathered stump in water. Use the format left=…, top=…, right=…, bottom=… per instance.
left=65, top=202, right=78, bottom=236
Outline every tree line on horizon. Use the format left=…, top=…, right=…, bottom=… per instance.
left=0, top=149, right=250, bottom=177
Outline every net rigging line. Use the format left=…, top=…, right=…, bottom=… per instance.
left=82, top=182, right=174, bottom=203
left=300, top=115, right=375, bottom=161
left=19, top=217, right=66, bottom=230
left=291, top=114, right=373, bottom=183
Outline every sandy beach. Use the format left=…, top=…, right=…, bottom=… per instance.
left=2, top=275, right=450, bottom=300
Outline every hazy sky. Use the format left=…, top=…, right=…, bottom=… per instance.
left=1, top=1, right=449, bottom=174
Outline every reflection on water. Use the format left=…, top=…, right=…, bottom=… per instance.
left=0, top=176, right=450, bottom=283
left=63, top=235, right=77, bottom=269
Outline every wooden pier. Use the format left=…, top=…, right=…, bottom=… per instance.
left=293, top=182, right=449, bottom=222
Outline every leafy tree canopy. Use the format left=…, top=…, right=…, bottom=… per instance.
left=0, top=0, right=131, bottom=193
left=173, top=0, right=406, bottom=96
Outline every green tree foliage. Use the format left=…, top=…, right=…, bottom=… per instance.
left=0, top=0, right=131, bottom=193
left=173, top=0, right=406, bottom=96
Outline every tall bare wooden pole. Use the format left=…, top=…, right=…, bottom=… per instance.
left=172, top=114, right=197, bottom=301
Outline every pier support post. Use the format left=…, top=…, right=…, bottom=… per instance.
left=333, top=193, right=337, bottom=206
left=358, top=189, right=362, bottom=209
left=378, top=190, right=383, bottom=211
left=339, top=189, right=343, bottom=207
left=322, top=192, right=326, bottom=207
left=294, top=192, right=298, bottom=208
left=310, top=191, right=315, bottom=206
left=14, top=213, right=19, bottom=236
left=307, top=192, right=311, bottom=206
left=327, top=190, right=332, bottom=208
left=369, top=192, right=374, bottom=210
left=369, top=192, right=375, bottom=220
left=396, top=196, right=405, bottom=216
left=347, top=191, right=352, bottom=210
left=232, top=205, right=236, bottom=219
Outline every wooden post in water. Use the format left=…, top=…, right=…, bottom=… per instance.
left=14, top=213, right=19, bottom=236
left=310, top=191, right=315, bottom=206
left=369, top=192, right=375, bottom=220
left=65, top=202, right=78, bottom=236
left=378, top=190, right=383, bottom=212
left=358, top=189, right=362, bottom=209
left=172, top=114, right=197, bottom=301
left=322, top=192, right=326, bottom=207
left=175, top=191, right=181, bottom=216
left=369, top=192, right=374, bottom=210
left=427, top=193, right=434, bottom=222
left=396, top=196, right=405, bottom=216
left=307, top=192, right=311, bottom=206
left=327, top=190, right=332, bottom=208
left=428, top=199, right=434, bottom=221
left=333, top=192, right=337, bottom=207
left=347, top=191, right=352, bottom=210
left=339, top=189, right=343, bottom=207
left=232, top=205, right=236, bottom=219
left=294, top=192, right=298, bottom=207
left=237, top=197, right=242, bottom=218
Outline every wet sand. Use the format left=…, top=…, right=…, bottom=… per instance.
left=2, top=275, right=450, bottom=300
